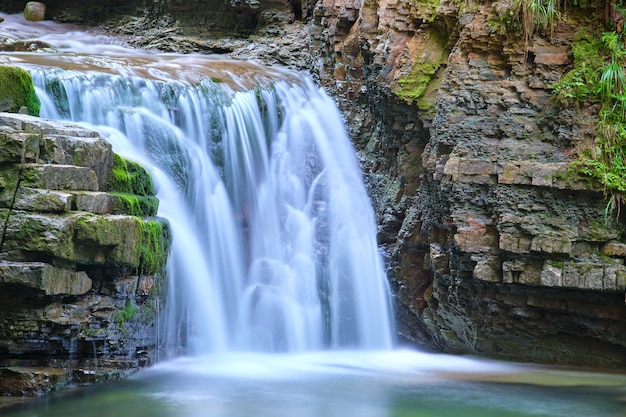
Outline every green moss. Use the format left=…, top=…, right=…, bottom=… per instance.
left=546, top=260, right=565, bottom=269
left=413, top=0, right=442, bottom=22
left=552, top=30, right=604, bottom=103
left=74, top=214, right=144, bottom=266
left=109, top=153, right=155, bottom=196
left=110, top=192, right=159, bottom=217
left=0, top=66, right=41, bottom=116
left=116, top=299, right=138, bottom=325
left=139, top=219, right=170, bottom=276
left=398, top=62, right=440, bottom=100
left=396, top=29, right=449, bottom=111
left=74, top=214, right=169, bottom=274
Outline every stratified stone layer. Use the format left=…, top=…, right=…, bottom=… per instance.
left=0, top=113, right=169, bottom=396
left=310, top=0, right=626, bottom=367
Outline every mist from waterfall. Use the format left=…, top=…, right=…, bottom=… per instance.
left=31, top=68, right=395, bottom=355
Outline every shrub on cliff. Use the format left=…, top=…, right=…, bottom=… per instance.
left=0, top=65, right=41, bottom=116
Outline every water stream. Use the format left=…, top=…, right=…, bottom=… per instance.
left=1, top=14, right=625, bottom=417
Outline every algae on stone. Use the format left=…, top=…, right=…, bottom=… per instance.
left=109, top=153, right=155, bottom=196
left=0, top=66, right=41, bottom=116
left=110, top=192, right=159, bottom=217
left=396, top=28, right=449, bottom=111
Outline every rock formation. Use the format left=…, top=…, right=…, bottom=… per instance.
left=0, top=110, right=169, bottom=395
left=309, top=0, right=626, bottom=367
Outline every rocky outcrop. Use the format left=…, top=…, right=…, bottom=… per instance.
left=0, top=113, right=169, bottom=396
left=309, top=0, right=626, bottom=367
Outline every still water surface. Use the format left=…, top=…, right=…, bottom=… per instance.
left=3, top=351, right=625, bottom=417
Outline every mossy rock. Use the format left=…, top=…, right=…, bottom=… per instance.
left=0, top=66, right=41, bottom=116
left=395, top=27, right=449, bottom=111
left=139, top=219, right=170, bottom=275
left=110, top=192, right=159, bottom=217
left=74, top=214, right=169, bottom=274
left=108, top=154, right=155, bottom=196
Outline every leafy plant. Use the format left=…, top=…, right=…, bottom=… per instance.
left=552, top=32, right=604, bottom=103
left=513, top=0, right=563, bottom=51
left=560, top=30, right=626, bottom=218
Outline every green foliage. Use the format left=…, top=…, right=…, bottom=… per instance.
left=495, top=0, right=563, bottom=51
left=117, top=299, right=138, bottom=326
left=556, top=30, right=626, bottom=217
left=0, top=66, right=41, bottom=116
left=109, top=153, right=155, bottom=196
left=528, top=0, right=560, bottom=31
left=552, top=31, right=603, bottom=102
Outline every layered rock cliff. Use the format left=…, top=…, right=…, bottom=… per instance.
left=1, top=0, right=625, bottom=370
left=0, top=112, right=169, bottom=395
left=309, top=0, right=626, bottom=367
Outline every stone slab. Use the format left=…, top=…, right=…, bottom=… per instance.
left=0, top=261, right=92, bottom=295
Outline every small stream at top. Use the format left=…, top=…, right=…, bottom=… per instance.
left=0, top=14, right=625, bottom=417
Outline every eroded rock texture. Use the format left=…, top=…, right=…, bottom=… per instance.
left=0, top=113, right=169, bottom=395
left=310, top=1, right=626, bottom=367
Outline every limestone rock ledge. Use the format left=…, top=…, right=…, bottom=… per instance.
left=0, top=113, right=170, bottom=396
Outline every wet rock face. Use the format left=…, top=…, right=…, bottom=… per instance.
left=0, top=113, right=169, bottom=396
left=309, top=1, right=626, bottom=367
left=403, top=6, right=626, bottom=367
left=145, top=0, right=261, bottom=37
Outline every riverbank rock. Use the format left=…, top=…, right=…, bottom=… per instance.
left=23, top=2, right=45, bottom=21
left=0, top=113, right=170, bottom=396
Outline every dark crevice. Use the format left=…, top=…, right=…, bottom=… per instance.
left=0, top=152, right=25, bottom=254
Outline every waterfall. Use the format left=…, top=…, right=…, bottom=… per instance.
left=31, top=67, right=394, bottom=355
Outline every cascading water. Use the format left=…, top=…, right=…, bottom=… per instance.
left=31, top=67, right=395, bottom=355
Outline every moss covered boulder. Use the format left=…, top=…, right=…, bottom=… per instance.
left=0, top=66, right=41, bottom=116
